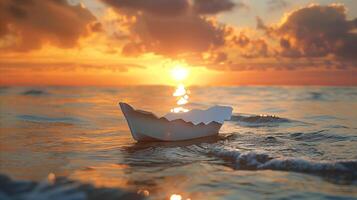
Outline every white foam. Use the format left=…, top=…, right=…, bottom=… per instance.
left=210, top=146, right=357, bottom=174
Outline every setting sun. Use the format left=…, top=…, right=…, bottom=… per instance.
left=171, top=66, right=189, bottom=82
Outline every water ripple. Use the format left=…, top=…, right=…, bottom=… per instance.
left=21, top=89, right=49, bottom=96
left=288, top=130, right=349, bottom=142
left=17, top=115, right=82, bottom=124
left=229, top=114, right=297, bottom=127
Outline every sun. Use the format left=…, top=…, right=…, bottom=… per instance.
left=171, top=65, right=189, bottom=81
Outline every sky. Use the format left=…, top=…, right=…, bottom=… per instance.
left=0, top=0, right=356, bottom=86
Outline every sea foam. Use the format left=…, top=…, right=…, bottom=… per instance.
left=210, top=146, right=357, bottom=175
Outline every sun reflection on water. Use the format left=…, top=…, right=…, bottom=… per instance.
left=170, top=194, right=182, bottom=200
left=47, top=172, right=56, bottom=184
left=170, top=65, right=190, bottom=113
left=171, top=84, right=190, bottom=113
left=137, top=189, right=150, bottom=197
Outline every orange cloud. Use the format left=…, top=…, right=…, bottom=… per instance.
left=102, top=0, right=234, bottom=58
left=218, top=4, right=357, bottom=71
left=258, top=4, right=357, bottom=61
left=0, top=0, right=98, bottom=52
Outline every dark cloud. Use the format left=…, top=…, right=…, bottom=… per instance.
left=0, top=0, right=97, bottom=51
left=193, top=0, right=236, bottom=15
left=256, top=16, right=274, bottom=36
left=275, top=4, right=357, bottom=60
left=103, top=0, right=237, bottom=16
left=240, top=38, right=270, bottom=58
left=206, top=59, right=356, bottom=71
left=102, top=0, right=190, bottom=16
left=208, top=52, right=228, bottom=64
left=230, top=31, right=272, bottom=59
left=102, top=0, right=233, bottom=57
left=256, top=16, right=267, bottom=30
left=190, top=3, right=357, bottom=72
left=130, top=13, right=228, bottom=56
left=233, top=32, right=250, bottom=47
left=90, top=22, right=104, bottom=32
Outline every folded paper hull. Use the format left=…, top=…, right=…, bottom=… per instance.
left=119, top=102, right=223, bottom=142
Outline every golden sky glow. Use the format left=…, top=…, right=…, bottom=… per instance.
left=0, top=0, right=356, bottom=86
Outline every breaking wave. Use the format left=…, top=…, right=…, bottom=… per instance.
left=210, top=146, right=357, bottom=177
left=229, top=114, right=296, bottom=127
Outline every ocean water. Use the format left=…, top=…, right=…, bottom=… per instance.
left=0, top=86, right=356, bottom=199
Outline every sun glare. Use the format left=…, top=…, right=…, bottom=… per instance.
left=170, top=194, right=182, bottom=200
left=170, top=64, right=190, bottom=113
left=171, top=66, right=188, bottom=81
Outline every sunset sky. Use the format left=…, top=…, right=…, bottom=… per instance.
left=0, top=0, right=356, bottom=86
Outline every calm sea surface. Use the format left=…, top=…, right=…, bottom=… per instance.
left=0, top=86, right=357, bottom=199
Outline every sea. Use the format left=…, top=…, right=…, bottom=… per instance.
left=0, top=86, right=356, bottom=199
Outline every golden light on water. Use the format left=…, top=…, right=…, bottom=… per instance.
left=137, top=189, right=150, bottom=196
left=170, top=65, right=190, bottom=113
left=47, top=172, right=56, bottom=184
left=170, top=194, right=182, bottom=200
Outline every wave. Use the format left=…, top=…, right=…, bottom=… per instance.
left=229, top=114, right=295, bottom=127
left=21, top=89, right=48, bottom=96
left=210, top=146, right=357, bottom=177
left=308, top=92, right=325, bottom=101
left=123, top=140, right=357, bottom=178
left=287, top=130, right=349, bottom=142
left=0, top=86, right=8, bottom=94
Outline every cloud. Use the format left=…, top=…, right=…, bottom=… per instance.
left=267, top=0, right=289, bottom=11
left=206, top=59, right=356, bottom=71
left=230, top=31, right=273, bottom=59
left=184, top=3, right=357, bottom=71
left=2, top=0, right=354, bottom=75
left=256, top=16, right=274, bottom=36
left=240, top=38, right=270, bottom=58
left=129, top=14, right=228, bottom=56
left=209, top=51, right=228, bottom=64
left=103, top=0, right=239, bottom=16
left=232, top=32, right=250, bottom=47
left=193, top=0, right=236, bottom=14
left=256, top=16, right=267, bottom=30
left=101, top=0, right=190, bottom=16
left=244, top=3, right=357, bottom=72
left=121, top=42, right=145, bottom=56
left=274, top=4, right=357, bottom=60
left=0, top=61, right=144, bottom=72
left=0, top=0, right=98, bottom=52
left=101, top=0, right=234, bottom=57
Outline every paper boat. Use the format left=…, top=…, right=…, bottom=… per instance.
left=119, top=102, right=232, bottom=142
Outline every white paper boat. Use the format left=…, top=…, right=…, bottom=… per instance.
left=119, top=102, right=232, bottom=142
